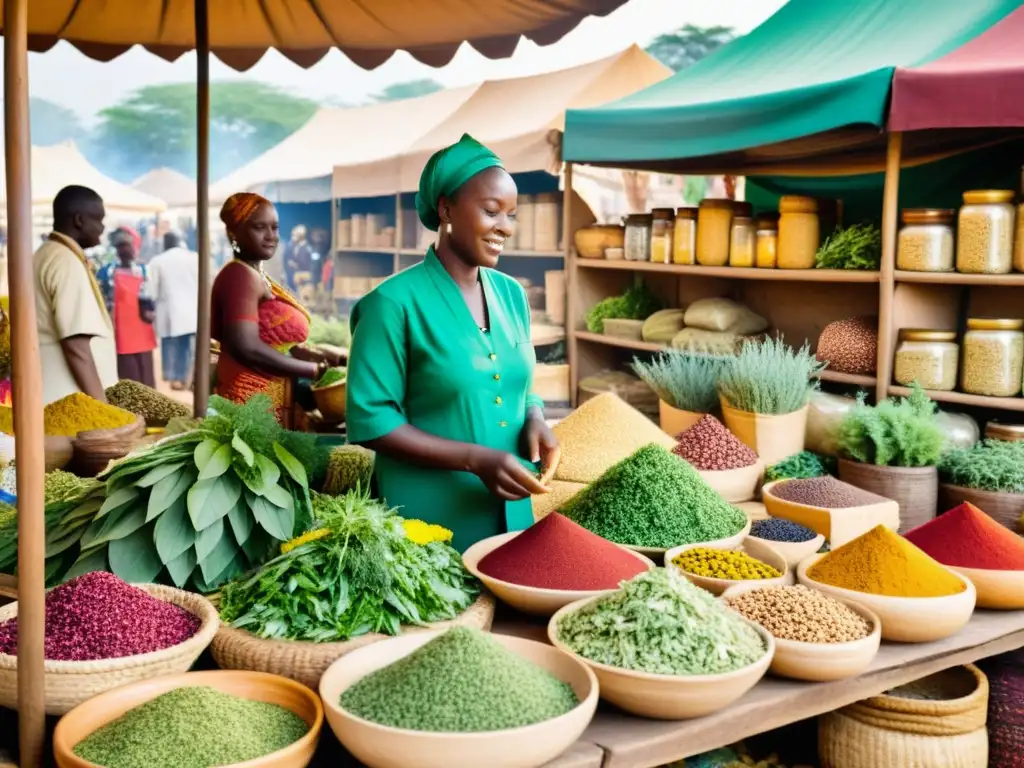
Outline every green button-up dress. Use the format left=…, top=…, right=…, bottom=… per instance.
left=345, top=247, right=544, bottom=552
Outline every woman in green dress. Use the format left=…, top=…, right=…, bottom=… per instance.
left=345, top=134, right=557, bottom=551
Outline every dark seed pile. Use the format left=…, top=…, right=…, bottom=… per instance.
left=105, top=379, right=191, bottom=427
left=815, top=316, right=878, bottom=375
left=0, top=572, right=200, bottom=661
left=673, top=415, right=759, bottom=471
left=750, top=518, right=818, bottom=543
left=771, top=476, right=886, bottom=509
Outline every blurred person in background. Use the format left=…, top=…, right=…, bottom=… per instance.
left=148, top=231, right=199, bottom=391
left=99, top=226, right=157, bottom=387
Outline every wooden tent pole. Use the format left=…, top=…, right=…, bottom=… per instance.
left=193, top=0, right=212, bottom=416
left=4, top=0, right=46, bottom=763
left=875, top=131, right=903, bottom=403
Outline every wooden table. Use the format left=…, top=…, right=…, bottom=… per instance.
left=499, top=609, right=1024, bottom=768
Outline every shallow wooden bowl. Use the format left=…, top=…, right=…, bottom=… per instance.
left=45, top=435, right=74, bottom=472
left=311, top=379, right=347, bottom=423
left=947, top=565, right=1024, bottom=610
left=548, top=595, right=774, bottom=720
left=319, top=631, right=598, bottom=768
left=664, top=536, right=788, bottom=596
left=797, top=554, right=977, bottom=643
left=624, top=518, right=751, bottom=559
left=696, top=461, right=764, bottom=504
left=720, top=586, right=881, bottom=682
left=52, top=670, right=323, bottom=768
left=462, top=531, right=654, bottom=617
left=746, top=532, right=825, bottom=568
left=761, top=479, right=900, bottom=547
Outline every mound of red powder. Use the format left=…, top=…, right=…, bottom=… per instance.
left=0, top=571, right=201, bottom=661
left=904, top=503, right=1024, bottom=571
left=478, top=513, right=649, bottom=590
left=673, top=415, right=758, bottom=471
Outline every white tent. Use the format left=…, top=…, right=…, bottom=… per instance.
left=131, top=167, right=196, bottom=209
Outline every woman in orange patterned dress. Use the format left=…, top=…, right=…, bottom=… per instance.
left=211, top=192, right=342, bottom=426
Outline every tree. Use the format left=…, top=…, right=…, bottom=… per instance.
left=0, top=98, right=84, bottom=146
left=645, top=23, right=734, bottom=71
left=371, top=79, right=443, bottom=103
left=88, top=81, right=318, bottom=183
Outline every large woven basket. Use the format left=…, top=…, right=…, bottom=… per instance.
left=0, top=583, right=219, bottom=715
left=819, top=664, right=989, bottom=768
left=979, top=649, right=1024, bottom=767
left=211, top=591, right=495, bottom=689
left=839, top=459, right=939, bottom=533
left=938, top=483, right=1024, bottom=531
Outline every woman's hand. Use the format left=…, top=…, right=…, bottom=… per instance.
left=467, top=445, right=549, bottom=501
left=520, top=413, right=559, bottom=467
left=292, top=343, right=347, bottom=367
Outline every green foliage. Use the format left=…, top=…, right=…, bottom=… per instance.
left=717, top=336, right=824, bottom=415
left=764, top=452, right=837, bottom=483
left=29, top=98, right=84, bottom=146
left=631, top=350, right=733, bottom=413
left=815, top=222, right=882, bottom=271
left=835, top=384, right=945, bottom=467
left=371, top=79, right=444, bottom=102
left=307, top=316, right=351, bottom=348
left=939, top=439, right=1024, bottom=493
left=323, top=445, right=375, bottom=495
left=645, top=23, right=735, bottom=71
left=585, top=279, right=662, bottom=333
left=218, top=491, right=478, bottom=642
left=314, top=367, right=347, bottom=388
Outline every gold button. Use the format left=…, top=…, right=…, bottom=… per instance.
left=489, top=353, right=497, bottom=361
left=495, top=396, right=503, bottom=405
left=493, top=374, right=500, bottom=381
left=499, top=421, right=507, bottom=428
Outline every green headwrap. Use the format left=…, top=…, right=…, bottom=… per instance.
left=415, top=133, right=504, bottom=231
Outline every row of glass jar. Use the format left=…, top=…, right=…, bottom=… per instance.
left=623, top=195, right=821, bottom=269
left=894, top=318, right=1024, bottom=397
left=897, top=190, right=1024, bottom=274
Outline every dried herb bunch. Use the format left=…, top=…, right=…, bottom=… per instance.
left=939, top=439, right=1024, bottom=493
left=815, top=222, right=882, bottom=270
left=631, top=350, right=733, bottom=413
left=584, top=279, right=662, bottom=333
left=717, top=336, right=824, bottom=415
left=835, top=384, right=945, bottom=467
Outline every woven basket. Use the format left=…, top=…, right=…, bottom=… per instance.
left=0, top=583, right=219, bottom=715
left=210, top=591, right=496, bottom=690
left=69, top=415, right=147, bottom=477
left=979, top=649, right=1024, bottom=767
left=819, top=664, right=989, bottom=768
left=838, top=459, right=938, bottom=533
left=938, top=483, right=1024, bottom=531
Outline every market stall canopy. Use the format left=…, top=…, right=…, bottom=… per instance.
left=0, top=142, right=166, bottom=213
left=562, top=0, right=1021, bottom=176
left=131, top=167, right=197, bottom=209
left=14, top=0, right=628, bottom=70
left=331, top=45, right=671, bottom=199
left=889, top=4, right=1024, bottom=131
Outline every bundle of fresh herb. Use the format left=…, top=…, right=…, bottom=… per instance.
left=307, top=316, right=351, bottom=348
left=939, top=439, right=1024, bottom=494
left=836, top=384, right=945, bottom=467
left=218, top=491, right=478, bottom=641
left=815, top=222, right=882, bottom=271
left=314, top=367, right=346, bottom=389
left=764, top=451, right=837, bottom=483
left=584, top=279, right=662, bottom=333
left=717, top=336, right=824, bottom=415
left=631, top=350, right=733, bottom=413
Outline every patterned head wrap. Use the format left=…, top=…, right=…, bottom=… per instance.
left=414, top=133, right=504, bottom=231
left=220, top=192, right=272, bottom=239
left=111, top=226, right=141, bottom=252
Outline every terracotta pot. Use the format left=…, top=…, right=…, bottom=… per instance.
left=658, top=401, right=703, bottom=438
left=838, top=459, right=938, bottom=534
left=719, top=398, right=807, bottom=467
left=937, top=483, right=1024, bottom=531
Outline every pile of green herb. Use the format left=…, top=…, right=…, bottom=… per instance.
left=717, top=336, right=824, bottom=415
left=313, top=367, right=346, bottom=389
left=815, top=222, right=882, bottom=271
left=584, top=279, right=662, bottom=333
left=45, top=470, right=94, bottom=504
left=836, top=384, right=945, bottom=467
left=340, top=627, right=577, bottom=731
left=556, top=568, right=767, bottom=676
left=218, top=490, right=478, bottom=641
left=21, top=395, right=328, bottom=592
left=73, top=686, right=309, bottom=768
left=631, top=350, right=733, bottom=413
left=307, top=315, right=351, bottom=348
left=322, top=445, right=374, bottom=495
left=765, top=451, right=836, bottom=483
left=939, top=439, right=1024, bottom=494
left=560, top=444, right=747, bottom=549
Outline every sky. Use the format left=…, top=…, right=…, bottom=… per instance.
left=16, top=0, right=786, bottom=123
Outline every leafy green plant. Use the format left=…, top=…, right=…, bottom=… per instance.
left=308, top=315, right=351, bottom=348
left=764, top=451, right=837, bottom=482
left=835, top=384, right=945, bottom=467
left=939, top=439, right=1024, bottom=493
left=716, top=336, right=824, bottom=415
left=815, top=222, right=882, bottom=271
left=585, top=279, right=662, bottom=333
left=631, top=350, right=733, bottom=413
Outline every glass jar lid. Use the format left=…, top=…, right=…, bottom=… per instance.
left=651, top=207, right=675, bottom=220
left=966, top=317, right=1024, bottom=332
left=985, top=422, right=1024, bottom=441
left=779, top=195, right=818, bottom=213
left=962, top=190, right=1015, bottom=205
left=733, top=201, right=754, bottom=217
left=732, top=216, right=754, bottom=226
left=625, top=213, right=653, bottom=224
left=899, top=328, right=957, bottom=342
left=901, top=208, right=955, bottom=226
left=699, top=198, right=735, bottom=210
left=675, top=207, right=698, bottom=220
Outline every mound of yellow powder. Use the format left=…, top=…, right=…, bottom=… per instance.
left=0, top=393, right=136, bottom=437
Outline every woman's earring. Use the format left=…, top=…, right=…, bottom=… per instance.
left=445, top=222, right=453, bottom=235
left=231, top=239, right=241, bottom=254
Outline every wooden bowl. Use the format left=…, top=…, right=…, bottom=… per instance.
left=797, top=554, right=977, bottom=643
left=720, top=586, right=881, bottom=682
left=761, top=479, right=900, bottom=547
left=319, top=631, right=598, bottom=768
left=664, top=536, right=788, bottom=596
left=697, top=461, right=764, bottom=504
left=462, top=532, right=655, bottom=617
left=947, top=565, right=1024, bottom=610
left=625, top=518, right=751, bottom=559
left=69, top=415, right=146, bottom=477
left=548, top=595, right=774, bottom=720
left=311, top=378, right=347, bottom=423
left=45, top=435, right=74, bottom=472
left=746, top=532, right=825, bottom=568
left=52, top=670, right=323, bottom=768
left=574, top=224, right=624, bottom=259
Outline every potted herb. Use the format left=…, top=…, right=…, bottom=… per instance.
left=632, top=350, right=733, bottom=436
left=835, top=384, right=945, bottom=533
left=716, top=337, right=824, bottom=466
left=938, top=439, right=1024, bottom=531
left=584, top=279, right=662, bottom=338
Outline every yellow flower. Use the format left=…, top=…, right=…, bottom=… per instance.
left=402, top=519, right=453, bottom=546
left=281, top=527, right=331, bottom=554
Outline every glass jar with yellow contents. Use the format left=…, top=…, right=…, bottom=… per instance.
left=778, top=195, right=820, bottom=269
left=729, top=215, right=755, bottom=268
left=961, top=317, right=1024, bottom=397
left=755, top=213, right=779, bottom=268
left=650, top=208, right=675, bottom=264
left=957, top=190, right=1015, bottom=274
left=696, top=198, right=733, bottom=267
left=893, top=329, right=959, bottom=391
left=673, top=207, right=697, bottom=264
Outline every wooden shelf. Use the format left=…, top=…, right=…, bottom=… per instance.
left=574, top=330, right=662, bottom=353
left=576, top=260, right=880, bottom=283
left=888, top=385, right=1024, bottom=411
left=895, top=270, right=1024, bottom=286
left=820, top=370, right=876, bottom=387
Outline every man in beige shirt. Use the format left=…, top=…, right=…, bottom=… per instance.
left=34, top=185, right=118, bottom=404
